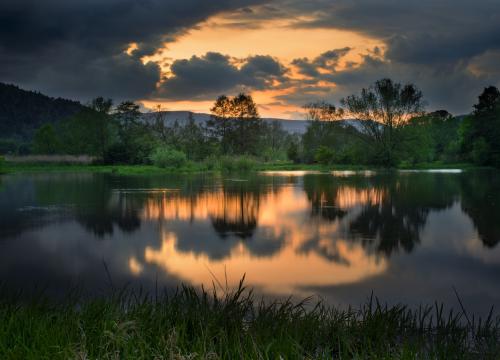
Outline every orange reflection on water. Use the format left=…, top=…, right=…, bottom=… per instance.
left=142, top=232, right=387, bottom=295
left=335, top=187, right=386, bottom=210
left=142, top=190, right=260, bottom=227
left=133, top=184, right=388, bottom=294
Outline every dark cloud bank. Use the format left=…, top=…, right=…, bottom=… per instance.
left=1, top=0, right=499, bottom=114
left=0, top=0, right=265, bottom=101
left=157, top=52, right=287, bottom=100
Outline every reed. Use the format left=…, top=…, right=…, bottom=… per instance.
left=0, top=278, right=498, bottom=359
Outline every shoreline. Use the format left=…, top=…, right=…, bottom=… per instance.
left=0, top=161, right=487, bottom=176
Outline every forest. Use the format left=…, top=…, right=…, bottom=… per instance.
left=1, top=79, right=500, bottom=169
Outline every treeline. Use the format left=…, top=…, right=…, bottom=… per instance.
left=5, top=79, right=500, bottom=168
left=301, top=79, right=500, bottom=167
left=26, top=94, right=295, bottom=168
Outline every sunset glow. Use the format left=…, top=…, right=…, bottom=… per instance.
left=138, top=13, right=384, bottom=118
left=129, top=184, right=389, bottom=294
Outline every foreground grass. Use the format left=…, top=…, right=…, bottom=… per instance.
left=1, top=280, right=498, bottom=359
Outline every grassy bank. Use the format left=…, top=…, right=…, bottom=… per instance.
left=1, top=160, right=482, bottom=176
left=0, top=280, right=498, bottom=359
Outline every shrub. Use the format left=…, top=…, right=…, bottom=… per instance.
left=150, top=147, right=187, bottom=169
left=103, top=143, right=133, bottom=165
left=219, top=155, right=257, bottom=172
left=0, top=156, right=4, bottom=173
left=314, top=146, right=335, bottom=165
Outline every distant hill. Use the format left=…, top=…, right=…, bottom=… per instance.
left=141, top=111, right=373, bottom=134
left=142, top=111, right=311, bottom=134
left=0, top=83, right=372, bottom=141
left=0, top=83, right=85, bottom=140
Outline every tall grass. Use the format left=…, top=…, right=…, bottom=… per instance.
left=219, top=155, right=257, bottom=172
left=0, top=278, right=498, bottom=359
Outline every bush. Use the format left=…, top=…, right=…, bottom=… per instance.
left=103, top=143, right=133, bottom=165
left=0, top=156, right=4, bottom=172
left=150, top=147, right=187, bottom=169
left=314, top=146, right=335, bottom=165
left=219, top=155, right=257, bottom=172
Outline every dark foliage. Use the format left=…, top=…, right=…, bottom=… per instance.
left=0, top=83, right=84, bottom=140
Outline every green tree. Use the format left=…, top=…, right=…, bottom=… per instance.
left=302, top=102, right=365, bottom=164
left=314, top=145, right=335, bottom=165
left=33, top=124, right=60, bottom=154
left=207, top=94, right=265, bottom=156
left=261, top=121, right=289, bottom=161
left=340, top=78, right=425, bottom=166
left=59, top=106, right=114, bottom=157
left=399, top=110, right=461, bottom=164
left=460, top=86, right=500, bottom=166
left=112, top=101, right=155, bottom=164
left=207, top=95, right=232, bottom=154
left=89, top=97, right=114, bottom=158
left=286, top=134, right=301, bottom=163
left=178, top=113, right=207, bottom=160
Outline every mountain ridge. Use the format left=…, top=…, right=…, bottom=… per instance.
left=0, top=83, right=85, bottom=139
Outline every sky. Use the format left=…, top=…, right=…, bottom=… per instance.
left=1, top=0, right=500, bottom=118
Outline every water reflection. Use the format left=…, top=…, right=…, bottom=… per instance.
left=0, top=171, right=499, bottom=312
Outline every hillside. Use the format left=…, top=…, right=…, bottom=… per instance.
left=0, top=83, right=85, bottom=140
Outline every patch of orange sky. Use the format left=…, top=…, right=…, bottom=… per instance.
left=138, top=15, right=383, bottom=119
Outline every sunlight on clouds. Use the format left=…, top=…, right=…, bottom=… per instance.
left=139, top=14, right=384, bottom=117
left=151, top=16, right=378, bottom=62
left=125, top=42, right=139, bottom=56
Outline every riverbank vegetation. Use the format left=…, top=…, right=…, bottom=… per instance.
left=1, top=280, right=498, bottom=359
left=1, top=79, right=499, bottom=171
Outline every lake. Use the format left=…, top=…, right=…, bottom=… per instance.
left=1, top=170, right=499, bottom=315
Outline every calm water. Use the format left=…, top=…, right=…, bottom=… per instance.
left=0, top=170, right=499, bottom=314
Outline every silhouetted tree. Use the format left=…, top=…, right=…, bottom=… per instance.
left=460, top=86, right=500, bottom=166
left=111, top=101, right=155, bottom=164
left=207, top=93, right=264, bottom=155
left=473, top=86, right=500, bottom=115
left=90, top=97, right=113, bottom=114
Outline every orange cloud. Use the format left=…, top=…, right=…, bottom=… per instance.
left=139, top=14, right=384, bottom=118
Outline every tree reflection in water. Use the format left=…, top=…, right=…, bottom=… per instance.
left=1, top=171, right=500, bottom=300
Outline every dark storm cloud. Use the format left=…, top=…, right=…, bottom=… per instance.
left=279, top=53, right=500, bottom=114
left=292, top=47, right=351, bottom=78
left=0, top=0, right=266, bottom=100
left=229, top=0, right=500, bottom=113
left=156, top=52, right=288, bottom=100
left=2, top=0, right=500, bottom=112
